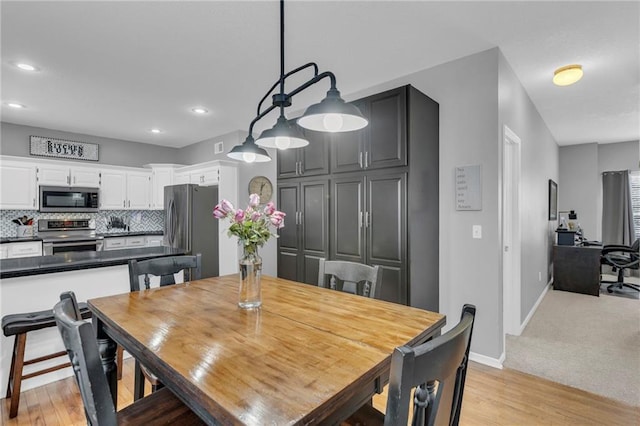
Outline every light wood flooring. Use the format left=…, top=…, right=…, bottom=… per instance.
left=2, top=359, right=639, bottom=425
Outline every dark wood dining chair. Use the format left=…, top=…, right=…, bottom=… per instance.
left=127, top=254, right=202, bottom=400
left=318, top=259, right=383, bottom=299
left=53, top=291, right=204, bottom=426
left=128, top=254, right=202, bottom=291
left=344, top=304, right=476, bottom=426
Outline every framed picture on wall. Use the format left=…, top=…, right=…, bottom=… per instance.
left=548, top=179, right=558, bottom=220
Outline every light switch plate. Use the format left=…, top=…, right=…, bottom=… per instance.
left=472, top=225, right=482, bottom=239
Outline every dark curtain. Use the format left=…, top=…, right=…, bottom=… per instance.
left=601, top=170, right=635, bottom=246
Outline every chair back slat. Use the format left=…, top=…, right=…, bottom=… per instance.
left=54, top=292, right=117, bottom=426
left=384, top=304, right=476, bottom=426
left=318, top=259, right=383, bottom=298
left=129, top=254, right=202, bottom=291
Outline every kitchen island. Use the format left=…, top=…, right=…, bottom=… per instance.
left=0, top=246, right=188, bottom=395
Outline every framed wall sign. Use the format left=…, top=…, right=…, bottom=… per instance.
left=455, top=165, right=482, bottom=211
left=30, top=135, right=99, bottom=161
left=548, top=179, right=558, bottom=220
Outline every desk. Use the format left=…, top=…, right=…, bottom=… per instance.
left=88, top=275, right=445, bottom=425
left=553, top=245, right=602, bottom=296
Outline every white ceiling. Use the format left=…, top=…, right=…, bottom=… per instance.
left=1, top=1, right=638, bottom=148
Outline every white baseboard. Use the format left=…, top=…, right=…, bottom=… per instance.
left=469, top=351, right=504, bottom=369
left=517, top=279, right=552, bottom=335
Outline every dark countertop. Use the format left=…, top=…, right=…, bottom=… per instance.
left=0, top=246, right=186, bottom=279
left=0, top=237, right=43, bottom=244
left=99, top=231, right=164, bottom=238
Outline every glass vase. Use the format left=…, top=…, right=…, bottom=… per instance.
left=238, top=244, right=262, bottom=309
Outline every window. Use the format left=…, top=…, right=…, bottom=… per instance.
left=630, top=170, right=640, bottom=240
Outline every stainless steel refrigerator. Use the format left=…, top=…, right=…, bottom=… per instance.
left=164, top=184, right=219, bottom=278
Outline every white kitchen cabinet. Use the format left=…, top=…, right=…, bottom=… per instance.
left=127, top=172, right=152, bottom=209
left=100, top=169, right=151, bottom=210
left=37, top=164, right=101, bottom=187
left=146, top=235, right=163, bottom=247
left=173, top=173, right=190, bottom=185
left=100, top=170, right=127, bottom=209
left=104, top=235, right=152, bottom=250
left=150, top=166, right=175, bottom=209
left=0, top=161, right=38, bottom=210
left=6, top=241, right=42, bottom=258
left=37, top=164, right=71, bottom=186
left=71, top=167, right=101, bottom=187
left=189, top=167, right=219, bottom=186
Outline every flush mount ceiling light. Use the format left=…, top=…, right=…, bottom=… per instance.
left=553, top=64, right=583, bottom=86
left=228, top=0, right=368, bottom=162
left=7, top=102, right=26, bottom=109
left=150, top=128, right=163, bottom=134
left=192, top=107, right=208, bottom=114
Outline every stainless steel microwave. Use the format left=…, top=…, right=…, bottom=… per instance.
left=39, top=186, right=100, bottom=212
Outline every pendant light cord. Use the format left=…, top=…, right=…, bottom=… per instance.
left=279, top=0, right=285, bottom=117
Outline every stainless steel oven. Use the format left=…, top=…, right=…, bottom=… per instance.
left=38, top=219, right=104, bottom=255
left=39, top=186, right=99, bottom=213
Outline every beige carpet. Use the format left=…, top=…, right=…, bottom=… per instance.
left=504, top=285, right=640, bottom=407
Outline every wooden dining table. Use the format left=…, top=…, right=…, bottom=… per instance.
left=88, top=274, right=445, bottom=425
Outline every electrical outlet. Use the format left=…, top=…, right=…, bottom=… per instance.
left=472, top=225, right=482, bottom=239
left=214, top=141, right=224, bottom=154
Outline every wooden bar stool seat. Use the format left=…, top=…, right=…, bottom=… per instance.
left=2, top=304, right=92, bottom=418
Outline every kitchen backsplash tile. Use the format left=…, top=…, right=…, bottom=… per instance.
left=0, top=210, right=164, bottom=237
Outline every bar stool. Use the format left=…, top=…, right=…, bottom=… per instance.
left=2, top=305, right=92, bottom=418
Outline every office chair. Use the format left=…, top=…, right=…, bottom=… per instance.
left=601, top=239, right=639, bottom=293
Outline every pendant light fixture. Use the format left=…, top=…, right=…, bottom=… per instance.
left=228, top=0, right=368, bottom=163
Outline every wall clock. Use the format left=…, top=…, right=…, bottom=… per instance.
left=248, top=176, right=273, bottom=204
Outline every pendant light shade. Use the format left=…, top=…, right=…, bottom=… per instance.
left=256, top=115, right=309, bottom=149
left=227, top=135, right=271, bottom=163
left=297, top=88, right=368, bottom=132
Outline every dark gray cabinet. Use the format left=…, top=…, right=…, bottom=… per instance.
left=331, top=170, right=407, bottom=304
left=277, top=128, right=330, bottom=179
left=331, top=87, right=407, bottom=173
left=277, top=85, right=439, bottom=311
left=277, top=179, right=329, bottom=284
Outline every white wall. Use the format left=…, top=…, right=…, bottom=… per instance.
left=559, top=144, right=599, bottom=239
left=559, top=140, right=640, bottom=242
left=498, top=51, right=559, bottom=323
left=0, top=122, right=180, bottom=166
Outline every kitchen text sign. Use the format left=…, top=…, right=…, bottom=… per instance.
left=30, top=136, right=99, bottom=161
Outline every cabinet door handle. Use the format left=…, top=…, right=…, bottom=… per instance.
left=299, top=211, right=303, bottom=224
left=123, top=200, right=126, bottom=208
left=364, top=151, right=369, bottom=169
left=128, top=200, right=131, bottom=208
left=299, top=162, right=304, bottom=175
left=358, top=152, right=363, bottom=168
left=359, top=211, right=363, bottom=228
left=67, top=175, right=70, bottom=185
left=365, top=211, right=371, bottom=228
left=296, top=162, right=300, bottom=176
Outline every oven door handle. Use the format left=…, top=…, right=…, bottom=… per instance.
left=46, top=241, right=99, bottom=248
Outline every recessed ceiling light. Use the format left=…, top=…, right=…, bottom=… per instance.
left=553, top=64, right=583, bottom=86
left=191, top=107, right=208, bottom=114
left=7, top=103, right=26, bottom=109
left=150, top=128, right=163, bottom=134
left=15, top=62, right=39, bottom=72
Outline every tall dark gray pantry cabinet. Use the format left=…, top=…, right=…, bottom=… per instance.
left=277, top=85, right=439, bottom=311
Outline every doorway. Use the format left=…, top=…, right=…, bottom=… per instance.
left=503, top=125, right=522, bottom=336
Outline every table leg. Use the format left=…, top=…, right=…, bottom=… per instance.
left=93, top=317, right=118, bottom=407
left=133, top=360, right=145, bottom=401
